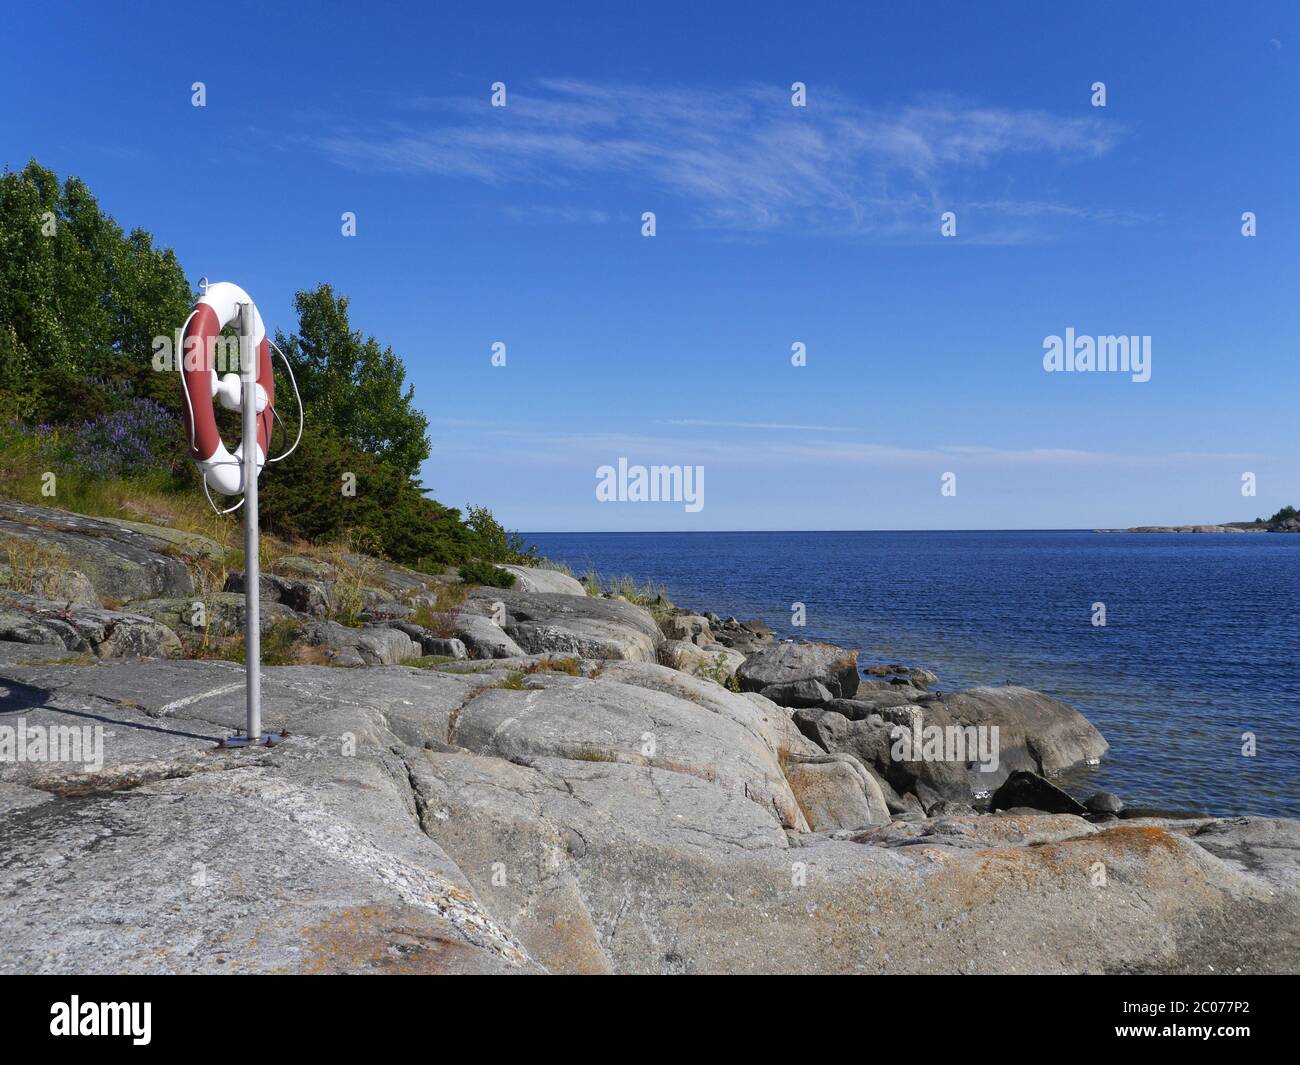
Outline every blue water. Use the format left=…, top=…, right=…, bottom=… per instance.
left=525, top=530, right=1300, bottom=818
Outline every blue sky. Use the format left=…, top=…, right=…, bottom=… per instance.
left=3, top=1, right=1297, bottom=530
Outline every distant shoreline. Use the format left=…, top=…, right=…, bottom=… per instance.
left=1094, top=523, right=1270, bottom=534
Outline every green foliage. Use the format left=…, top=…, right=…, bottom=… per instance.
left=274, top=284, right=430, bottom=479
left=0, top=161, right=192, bottom=408
left=257, top=427, right=477, bottom=570
left=464, top=504, right=536, bottom=564
left=1265, top=505, right=1298, bottom=527
left=458, top=559, right=516, bottom=588
left=695, top=652, right=741, bottom=691
left=0, top=162, right=533, bottom=573
left=591, top=573, right=675, bottom=622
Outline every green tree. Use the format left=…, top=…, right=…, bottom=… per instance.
left=258, top=428, right=474, bottom=570
left=0, top=160, right=191, bottom=410
left=274, top=284, right=430, bottom=479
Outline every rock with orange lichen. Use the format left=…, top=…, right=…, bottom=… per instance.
left=0, top=654, right=1296, bottom=975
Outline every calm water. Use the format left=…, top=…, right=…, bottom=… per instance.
left=525, top=530, right=1300, bottom=818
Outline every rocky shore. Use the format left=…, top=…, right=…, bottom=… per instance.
left=1095, top=518, right=1299, bottom=533
left=2, top=499, right=1297, bottom=974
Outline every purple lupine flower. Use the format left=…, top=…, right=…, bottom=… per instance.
left=65, top=398, right=184, bottom=478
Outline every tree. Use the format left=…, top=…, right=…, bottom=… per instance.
left=0, top=160, right=192, bottom=408
left=274, top=284, right=430, bottom=479
left=257, top=427, right=474, bottom=569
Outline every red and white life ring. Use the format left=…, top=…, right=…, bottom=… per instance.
left=179, top=282, right=276, bottom=496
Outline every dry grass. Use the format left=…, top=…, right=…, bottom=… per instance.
left=0, top=535, right=76, bottom=597
left=584, top=571, right=675, bottom=622
left=523, top=656, right=582, bottom=676
left=410, top=582, right=468, bottom=638
left=192, top=617, right=329, bottom=666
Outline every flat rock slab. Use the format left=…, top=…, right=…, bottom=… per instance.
left=0, top=658, right=485, bottom=751
left=1, top=656, right=1298, bottom=974
left=0, top=743, right=532, bottom=974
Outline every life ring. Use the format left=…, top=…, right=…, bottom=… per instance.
left=179, top=282, right=276, bottom=496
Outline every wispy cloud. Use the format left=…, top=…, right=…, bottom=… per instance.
left=428, top=423, right=1262, bottom=471
left=502, top=204, right=610, bottom=225
left=658, top=419, right=855, bottom=432
left=301, top=80, right=1127, bottom=239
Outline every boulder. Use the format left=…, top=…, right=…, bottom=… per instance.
left=499, top=565, right=586, bottom=596
left=0, top=595, right=181, bottom=658
left=660, top=614, right=713, bottom=644
left=990, top=771, right=1088, bottom=816
left=1084, top=791, right=1124, bottom=816
left=387, top=622, right=468, bottom=659
left=938, top=686, right=1108, bottom=787
left=736, top=641, right=860, bottom=699
left=908, top=667, right=939, bottom=690
left=786, top=754, right=890, bottom=830
left=760, top=678, right=833, bottom=708
left=453, top=614, right=525, bottom=659
left=793, top=706, right=972, bottom=808
left=464, top=588, right=661, bottom=663
left=449, top=670, right=808, bottom=832
left=0, top=501, right=196, bottom=604
left=296, top=620, right=422, bottom=667
left=594, top=661, right=820, bottom=767
left=224, top=571, right=331, bottom=618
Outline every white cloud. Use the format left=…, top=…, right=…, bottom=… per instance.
left=302, top=80, right=1126, bottom=238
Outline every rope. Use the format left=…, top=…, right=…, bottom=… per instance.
left=266, top=338, right=303, bottom=462
left=177, top=309, right=199, bottom=452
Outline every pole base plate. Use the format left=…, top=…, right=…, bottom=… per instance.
left=216, top=731, right=288, bottom=750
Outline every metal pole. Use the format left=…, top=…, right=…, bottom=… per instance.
left=239, top=302, right=261, bottom=742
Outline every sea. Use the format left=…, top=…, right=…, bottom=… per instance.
left=525, top=530, right=1300, bottom=818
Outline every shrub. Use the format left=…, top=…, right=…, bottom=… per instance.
left=458, top=560, right=516, bottom=588
left=695, top=652, right=740, bottom=691
left=464, top=505, right=535, bottom=565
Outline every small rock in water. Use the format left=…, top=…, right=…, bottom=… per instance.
left=989, top=771, right=1088, bottom=816
left=1084, top=791, right=1124, bottom=815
